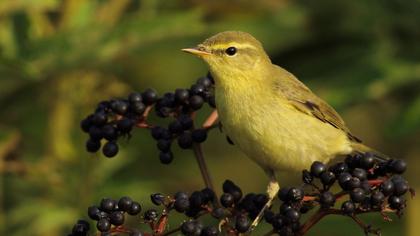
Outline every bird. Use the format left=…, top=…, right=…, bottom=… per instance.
left=181, top=31, right=388, bottom=229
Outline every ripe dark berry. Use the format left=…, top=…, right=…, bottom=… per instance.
left=380, top=180, right=395, bottom=196
left=72, top=219, right=90, bottom=235
left=264, top=210, right=276, bottom=224
left=117, top=118, right=133, bottom=133
left=144, top=209, right=158, bottom=221
left=338, top=173, right=352, bottom=189
left=102, top=141, right=118, bottom=157
left=359, top=153, right=375, bottom=169
left=284, top=209, right=300, bottom=223
left=352, top=168, right=367, bottom=181
left=175, top=191, right=189, bottom=200
left=127, top=201, right=141, bottom=215
left=111, top=100, right=129, bottom=115
left=93, top=112, right=107, bottom=126
left=159, top=151, right=173, bottom=164
left=81, top=116, right=93, bottom=133
left=222, top=180, right=242, bottom=202
left=88, top=206, right=101, bottom=220
left=189, top=191, right=204, bottom=208
left=350, top=188, right=365, bottom=203
left=110, top=211, right=125, bottom=226
left=254, top=194, right=268, bottom=208
left=162, top=92, right=176, bottom=107
left=128, top=92, right=143, bottom=103
left=97, top=218, right=111, bottom=232
left=178, top=114, right=193, bottom=130
left=118, top=196, right=133, bottom=211
left=341, top=200, right=355, bottom=214
left=192, top=129, right=207, bottom=143
left=189, top=95, right=204, bottom=110
left=220, top=193, right=234, bottom=207
left=201, top=188, right=215, bottom=203
left=89, top=126, right=103, bottom=140
left=393, top=180, right=409, bottom=196
left=86, top=139, right=101, bottom=152
left=190, top=84, right=205, bottom=95
left=235, top=215, right=250, bottom=233
left=151, top=193, right=165, bottom=206
left=272, top=215, right=285, bottom=230
left=181, top=220, right=197, bottom=235
left=174, top=198, right=190, bottom=212
left=279, top=226, right=293, bottom=236
left=169, top=120, right=183, bottom=134
left=177, top=132, right=193, bottom=149
left=174, top=89, right=190, bottom=103
left=287, top=187, right=304, bottom=202
left=279, top=187, right=291, bottom=202
left=201, top=226, right=218, bottom=236
left=347, top=177, right=362, bottom=190
left=370, top=191, right=385, bottom=206
left=211, top=207, right=225, bottom=219
left=197, top=76, right=213, bottom=88
left=360, top=180, right=371, bottom=193
left=280, top=203, right=293, bottom=214
left=345, top=154, right=362, bottom=169
left=390, top=159, right=407, bottom=174
left=320, top=171, right=336, bottom=186
left=157, top=139, right=171, bottom=152
left=131, top=102, right=146, bottom=114
left=142, top=89, right=158, bottom=105
left=102, top=125, right=117, bottom=141
left=310, top=161, right=326, bottom=177
left=302, top=170, right=313, bottom=184
left=319, top=191, right=335, bottom=208
left=100, top=198, right=115, bottom=213
left=388, top=195, right=405, bottom=210
left=330, top=162, right=349, bottom=175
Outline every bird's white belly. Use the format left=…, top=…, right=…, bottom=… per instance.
left=217, top=95, right=352, bottom=172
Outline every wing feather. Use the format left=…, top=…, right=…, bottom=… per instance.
left=273, top=65, right=361, bottom=142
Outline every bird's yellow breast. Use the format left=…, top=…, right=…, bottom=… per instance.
left=215, top=78, right=352, bottom=172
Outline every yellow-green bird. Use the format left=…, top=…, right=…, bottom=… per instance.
left=182, top=31, right=387, bottom=228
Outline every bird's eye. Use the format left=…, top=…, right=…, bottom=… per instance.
left=225, top=47, right=237, bottom=56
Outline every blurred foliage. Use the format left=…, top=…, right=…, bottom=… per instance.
left=0, top=0, right=419, bottom=235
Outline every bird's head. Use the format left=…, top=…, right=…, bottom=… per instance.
left=182, top=31, right=271, bottom=84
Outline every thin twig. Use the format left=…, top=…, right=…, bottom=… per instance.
left=192, top=143, right=216, bottom=193
left=203, top=110, right=218, bottom=128
left=351, top=215, right=381, bottom=235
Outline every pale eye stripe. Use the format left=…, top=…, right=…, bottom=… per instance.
left=210, top=43, right=257, bottom=51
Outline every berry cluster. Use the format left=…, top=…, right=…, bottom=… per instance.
left=81, top=73, right=215, bottom=162
left=81, top=89, right=158, bottom=157
left=69, top=180, right=265, bottom=236
left=261, top=154, right=411, bottom=235
left=86, top=197, right=142, bottom=235
left=69, top=155, right=411, bottom=236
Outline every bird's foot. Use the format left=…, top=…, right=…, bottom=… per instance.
left=248, top=180, right=280, bottom=232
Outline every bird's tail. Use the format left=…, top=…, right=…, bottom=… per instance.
left=351, top=142, right=390, bottom=162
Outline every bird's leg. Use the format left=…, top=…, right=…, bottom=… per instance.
left=249, top=170, right=280, bottom=231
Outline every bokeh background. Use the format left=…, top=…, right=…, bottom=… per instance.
left=0, top=0, right=419, bottom=235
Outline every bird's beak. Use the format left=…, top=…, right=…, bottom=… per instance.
left=181, top=47, right=211, bottom=57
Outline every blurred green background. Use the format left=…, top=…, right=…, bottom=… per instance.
left=0, top=0, right=419, bottom=235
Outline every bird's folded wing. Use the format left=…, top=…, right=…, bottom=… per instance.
left=273, top=65, right=361, bottom=143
